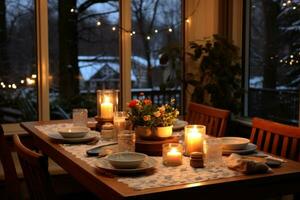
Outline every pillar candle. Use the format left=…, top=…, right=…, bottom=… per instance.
left=101, top=96, right=113, bottom=119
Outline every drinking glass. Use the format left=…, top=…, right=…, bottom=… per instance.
left=203, top=137, right=223, bottom=167
left=118, top=130, right=136, bottom=152
left=113, top=111, right=127, bottom=138
left=72, top=108, right=88, bottom=127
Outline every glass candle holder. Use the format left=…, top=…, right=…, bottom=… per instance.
left=97, top=90, right=119, bottom=120
left=184, top=125, right=206, bottom=156
left=162, top=143, right=183, bottom=166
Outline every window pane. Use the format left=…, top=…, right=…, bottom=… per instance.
left=248, top=0, right=300, bottom=124
left=131, top=0, right=183, bottom=109
left=48, top=0, right=119, bottom=119
left=0, top=0, right=37, bottom=123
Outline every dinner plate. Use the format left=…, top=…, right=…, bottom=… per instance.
left=96, top=157, right=157, bottom=174
left=173, top=120, right=188, bottom=131
left=47, top=131, right=98, bottom=143
left=222, top=143, right=257, bottom=155
left=221, top=137, right=250, bottom=150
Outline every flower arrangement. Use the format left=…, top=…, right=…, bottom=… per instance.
left=128, top=95, right=179, bottom=128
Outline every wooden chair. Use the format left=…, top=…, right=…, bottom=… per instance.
left=186, top=102, right=230, bottom=137
left=0, top=125, right=21, bottom=200
left=250, top=117, right=300, bottom=161
left=13, top=134, right=56, bottom=200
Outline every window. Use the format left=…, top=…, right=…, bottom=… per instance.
left=0, top=0, right=37, bottom=123
left=131, top=0, right=183, bottom=109
left=48, top=0, right=119, bottom=119
left=247, top=0, right=300, bottom=124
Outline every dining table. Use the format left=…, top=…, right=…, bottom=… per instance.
left=21, top=120, right=300, bottom=200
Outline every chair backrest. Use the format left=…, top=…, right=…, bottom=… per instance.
left=13, top=134, right=56, bottom=200
left=0, top=125, right=21, bottom=200
left=186, top=102, right=230, bottom=137
left=250, top=117, right=300, bottom=161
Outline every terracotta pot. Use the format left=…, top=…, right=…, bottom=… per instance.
left=135, top=125, right=173, bottom=140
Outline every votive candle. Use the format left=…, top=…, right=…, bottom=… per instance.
left=163, top=143, right=183, bottom=166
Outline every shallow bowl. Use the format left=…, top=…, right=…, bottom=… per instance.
left=57, top=127, right=90, bottom=138
left=106, top=152, right=147, bottom=169
left=221, top=137, right=250, bottom=150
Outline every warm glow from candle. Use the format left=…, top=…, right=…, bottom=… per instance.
left=185, top=125, right=205, bottom=155
left=101, top=95, right=113, bottom=119
left=165, top=147, right=182, bottom=166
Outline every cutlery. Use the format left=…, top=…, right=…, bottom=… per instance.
left=86, top=142, right=117, bottom=156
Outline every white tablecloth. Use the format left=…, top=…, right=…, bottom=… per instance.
left=35, top=124, right=241, bottom=190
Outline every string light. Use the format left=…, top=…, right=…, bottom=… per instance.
left=31, top=74, right=37, bottom=79
left=185, top=18, right=190, bottom=23
left=96, top=21, right=101, bottom=26
left=168, top=28, right=173, bottom=32
left=293, top=6, right=296, bottom=9
left=132, top=31, right=136, bottom=35
left=12, top=84, right=17, bottom=89
left=112, top=26, right=116, bottom=31
left=8, top=84, right=11, bottom=88
left=20, top=80, right=24, bottom=84
left=154, top=29, right=158, bottom=33
left=146, top=36, right=151, bottom=40
left=70, top=8, right=77, bottom=13
left=2, top=84, right=5, bottom=88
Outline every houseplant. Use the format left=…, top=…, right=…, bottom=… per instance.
left=186, top=34, right=242, bottom=114
left=128, top=95, right=179, bottom=140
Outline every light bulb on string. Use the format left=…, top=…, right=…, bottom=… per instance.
left=20, top=80, right=24, bottom=84
left=96, top=21, right=101, bottom=26
left=168, top=28, right=173, bottom=32
left=112, top=26, right=116, bottom=31
left=185, top=18, right=190, bottom=23
left=154, top=29, right=158, bottom=33
left=146, top=36, right=151, bottom=40
left=132, top=31, right=136, bottom=35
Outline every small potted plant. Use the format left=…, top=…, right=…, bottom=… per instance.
left=128, top=95, right=179, bottom=140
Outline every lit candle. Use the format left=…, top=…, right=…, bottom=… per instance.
left=163, top=143, right=183, bottom=166
left=185, top=125, right=205, bottom=155
left=101, top=95, right=113, bottom=119
left=166, top=148, right=182, bottom=166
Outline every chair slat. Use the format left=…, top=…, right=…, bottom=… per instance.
left=271, top=134, right=280, bottom=155
left=281, top=136, right=289, bottom=158
left=290, top=138, right=298, bottom=160
left=263, top=131, right=272, bottom=153
left=257, top=129, right=264, bottom=150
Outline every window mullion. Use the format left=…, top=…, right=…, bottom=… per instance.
left=35, top=0, right=50, bottom=121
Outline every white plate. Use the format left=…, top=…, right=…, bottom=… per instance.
left=48, top=131, right=98, bottom=143
left=222, top=143, right=257, bottom=155
left=96, top=157, right=156, bottom=174
left=57, top=127, right=90, bottom=138
left=221, top=137, right=250, bottom=150
left=173, top=120, right=188, bottom=131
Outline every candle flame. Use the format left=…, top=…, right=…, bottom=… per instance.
left=170, top=148, right=179, bottom=153
left=103, top=95, right=110, bottom=103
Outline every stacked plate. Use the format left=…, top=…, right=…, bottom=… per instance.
left=96, top=152, right=156, bottom=174
left=221, top=137, right=257, bottom=155
left=48, top=127, right=98, bottom=143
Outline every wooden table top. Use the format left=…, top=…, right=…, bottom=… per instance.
left=21, top=120, right=300, bottom=200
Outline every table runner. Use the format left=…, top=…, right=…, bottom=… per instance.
left=35, top=123, right=241, bottom=190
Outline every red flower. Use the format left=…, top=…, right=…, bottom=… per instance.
left=128, top=99, right=138, bottom=108
left=143, top=99, right=152, bottom=105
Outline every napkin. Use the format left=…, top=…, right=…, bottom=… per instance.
left=225, top=153, right=272, bottom=174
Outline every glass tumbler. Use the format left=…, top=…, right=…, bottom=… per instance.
left=203, top=137, right=223, bottom=167
left=118, top=130, right=136, bottom=152
left=72, top=108, right=88, bottom=127
left=113, top=111, right=127, bottom=139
